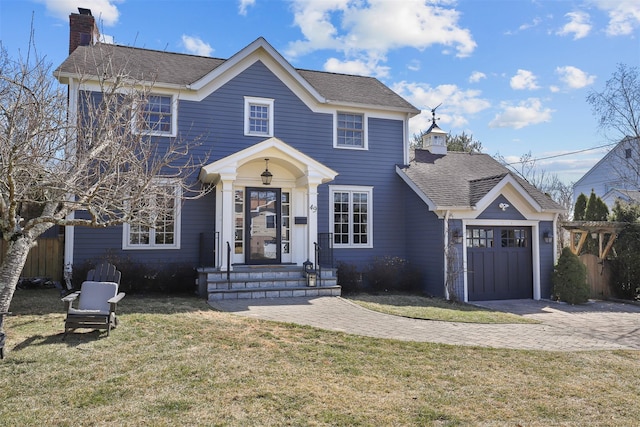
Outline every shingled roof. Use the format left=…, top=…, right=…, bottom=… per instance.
left=55, top=41, right=418, bottom=113
left=400, top=149, right=564, bottom=211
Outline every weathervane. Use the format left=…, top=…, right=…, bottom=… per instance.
left=428, top=103, right=442, bottom=126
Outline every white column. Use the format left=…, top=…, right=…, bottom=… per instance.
left=219, top=173, right=236, bottom=271
left=307, top=181, right=319, bottom=266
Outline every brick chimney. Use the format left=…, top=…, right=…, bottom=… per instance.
left=69, top=8, right=100, bottom=54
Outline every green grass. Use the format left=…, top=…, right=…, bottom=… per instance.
left=347, top=293, right=539, bottom=323
left=1, top=288, right=639, bottom=426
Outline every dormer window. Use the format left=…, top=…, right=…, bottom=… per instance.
left=244, top=97, right=274, bottom=137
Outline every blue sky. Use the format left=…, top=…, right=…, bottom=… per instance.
left=1, top=0, right=639, bottom=184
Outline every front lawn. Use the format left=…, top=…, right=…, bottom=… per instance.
left=1, top=289, right=638, bottom=426
left=346, top=293, right=539, bottom=323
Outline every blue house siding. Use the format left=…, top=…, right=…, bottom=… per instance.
left=477, top=195, right=526, bottom=220
left=73, top=60, right=409, bottom=274
left=538, top=221, right=555, bottom=299
left=72, top=193, right=215, bottom=268
left=404, top=188, right=445, bottom=297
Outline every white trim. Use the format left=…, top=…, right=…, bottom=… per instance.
left=244, top=96, right=274, bottom=137
left=329, top=185, right=374, bottom=249
left=132, top=93, right=178, bottom=137
left=122, top=181, right=182, bottom=250
left=334, top=111, right=368, bottom=150
left=200, top=137, right=338, bottom=185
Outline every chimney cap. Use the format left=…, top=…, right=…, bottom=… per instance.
left=78, top=8, right=92, bottom=16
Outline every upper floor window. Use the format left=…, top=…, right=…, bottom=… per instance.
left=135, top=94, right=176, bottom=136
left=123, top=181, right=181, bottom=250
left=330, top=185, right=373, bottom=248
left=244, top=97, right=274, bottom=137
left=625, top=148, right=632, bottom=159
left=335, top=112, right=366, bottom=149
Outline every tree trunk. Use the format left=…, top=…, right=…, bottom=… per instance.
left=0, top=237, right=35, bottom=317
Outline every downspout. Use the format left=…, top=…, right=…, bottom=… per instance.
left=552, top=212, right=560, bottom=264
left=64, top=78, right=79, bottom=278
left=403, top=113, right=410, bottom=165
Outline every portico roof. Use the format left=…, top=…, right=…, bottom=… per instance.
left=199, top=137, right=338, bottom=186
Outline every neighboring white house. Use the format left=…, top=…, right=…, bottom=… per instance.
left=574, top=137, right=640, bottom=208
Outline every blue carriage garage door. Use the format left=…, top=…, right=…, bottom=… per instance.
left=467, top=226, right=533, bottom=301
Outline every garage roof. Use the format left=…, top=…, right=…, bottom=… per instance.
left=400, top=149, right=564, bottom=211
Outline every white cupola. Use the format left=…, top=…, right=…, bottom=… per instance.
left=422, top=106, right=448, bottom=155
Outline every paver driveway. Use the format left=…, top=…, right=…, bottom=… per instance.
left=209, top=297, right=640, bottom=351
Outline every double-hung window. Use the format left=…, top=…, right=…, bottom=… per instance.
left=135, top=94, right=176, bottom=136
left=330, top=186, right=373, bottom=248
left=336, top=112, right=366, bottom=149
left=123, top=181, right=181, bottom=249
left=244, top=97, right=274, bottom=137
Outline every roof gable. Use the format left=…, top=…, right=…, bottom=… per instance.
left=54, top=37, right=419, bottom=115
left=398, top=149, right=564, bottom=214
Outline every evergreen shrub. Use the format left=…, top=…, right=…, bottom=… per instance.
left=552, top=247, right=590, bottom=304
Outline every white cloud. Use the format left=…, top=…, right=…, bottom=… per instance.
left=36, top=0, right=121, bottom=26
left=324, top=57, right=390, bottom=78
left=556, top=66, right=596, bottom=89
left=238, top=0, right=256, bottom=16
left=181, top=35, right=214, bottom=57
left=518, top=17, right=542, bottom=32
left=285, top=0, right=476, bottom=77
left=407, top=60, right=421, bottom=72
left=489, top=98, right=553, bottom=129
left=590, top=0, right=640, bottom=36
left=557, top=11, right=592, bottom=39
left=510, top=69, right=540, bottom=90
left=469, top=71, right=486, bottom=83
left=393, top=81, right=491, bottom=135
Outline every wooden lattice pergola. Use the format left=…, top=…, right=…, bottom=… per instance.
left=561, top=221, right=626, bottom=259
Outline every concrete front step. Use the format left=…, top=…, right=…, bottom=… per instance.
left=208, top=277, right=337, bottom=291
left=199, top=265, right=341, bottom=301
left=207, top=285, right=342, bottom=301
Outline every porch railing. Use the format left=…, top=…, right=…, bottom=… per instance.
left=316, top=233, right=334, bottom=268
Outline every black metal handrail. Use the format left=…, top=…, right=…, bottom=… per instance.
left=314, top=241, right=322, bottom=287
left=226, top=242, right=231, bottom=289
left=316, top=233, right=334, bottom=268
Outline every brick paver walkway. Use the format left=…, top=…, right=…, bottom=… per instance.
left=209, top=297, right=640, bottom=351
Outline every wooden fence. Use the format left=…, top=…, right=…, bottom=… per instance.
left=0, top=236, right=65, bottom=281
left=579, top=253, right=611, bottom=299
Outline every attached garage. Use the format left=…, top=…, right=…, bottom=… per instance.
left=397, top=144, right=565, bottom=302
left=467, top=226, right=533, bottom=301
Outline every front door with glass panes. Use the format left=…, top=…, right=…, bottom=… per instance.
left=235, top=188, right=291, bottom=265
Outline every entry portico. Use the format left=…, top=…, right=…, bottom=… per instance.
left=199, top=137, right=338, bottom=270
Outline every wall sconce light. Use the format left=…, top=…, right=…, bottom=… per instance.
left=591, top=231, right=598, bottom=240
left=260, top=158, right=273, bottom=185
left=498, top=202, right=510, bottom=211
left=543, top=231, right=553, bottom=244
left=452, top=229, right=463, bottom=244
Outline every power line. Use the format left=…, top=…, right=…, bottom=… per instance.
left=503, top=142, right=618, bottom=165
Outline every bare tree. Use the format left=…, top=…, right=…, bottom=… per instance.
left=497, top=151, right=573, bottom=248
left=587, top=64, right=640, bottom=191
left=0, top=42, right=209, bottom=318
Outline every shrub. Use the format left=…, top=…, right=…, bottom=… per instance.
left=71, top=252, right=196, bottom=294
left=336, top=261, right=363, bottom=294
left=610, top=202, right=640, bottom=301
left=552, top=247, right=589, bottom=304
left=364, top=256, right=422, bottom=293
